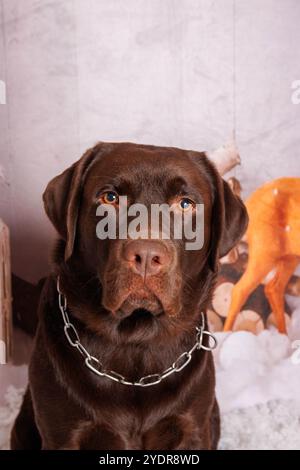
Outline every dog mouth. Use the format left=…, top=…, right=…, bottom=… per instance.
left=116, top=292, right=163, bottom=320
left=102, top=277, right=181, bottom=321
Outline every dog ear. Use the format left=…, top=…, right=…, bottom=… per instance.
left=43, top=143, right=105, bottom=261
left=208, top=166, right=248, bottom=272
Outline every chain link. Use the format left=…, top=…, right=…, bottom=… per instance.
left=56, top=277, right=217, bottom=387
left=64, top=323, right=80, bottom=346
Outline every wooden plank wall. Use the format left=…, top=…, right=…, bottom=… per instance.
left=0, top=219, right=12, bottom=364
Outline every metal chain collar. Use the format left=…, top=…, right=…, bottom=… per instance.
left=57, top=278, right=217, bottom=387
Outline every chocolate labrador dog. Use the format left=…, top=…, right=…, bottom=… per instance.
left=11, top=142, right=247, bottom=450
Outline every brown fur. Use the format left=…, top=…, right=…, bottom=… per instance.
left=11, top=142, right=248, bottom=450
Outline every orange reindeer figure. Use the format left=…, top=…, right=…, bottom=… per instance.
left=224, top=177, right=300, bottom=334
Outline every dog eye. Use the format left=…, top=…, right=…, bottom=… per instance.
left=100, top=191, right=119, bottom=205
left=178, top=198, right=195, bottom=211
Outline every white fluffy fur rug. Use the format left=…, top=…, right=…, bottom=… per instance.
left=219, top=399, right=300, bottom=450
left=0, top=386, right=24, bottom=450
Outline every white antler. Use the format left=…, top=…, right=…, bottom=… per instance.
left=208, top=138, right=241, bottom=176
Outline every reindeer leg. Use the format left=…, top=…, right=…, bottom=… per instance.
left=223, top=256, right=275, bottom=331
left=264, top=257, right=298, bottom=334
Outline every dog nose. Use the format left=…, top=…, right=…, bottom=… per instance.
left=123, top=240, right=171, bottom=277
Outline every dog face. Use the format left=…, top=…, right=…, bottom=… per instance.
left=44, top=142, right=248, bottom=341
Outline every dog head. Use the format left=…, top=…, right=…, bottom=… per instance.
left=43, top=142, right=248, bottom=342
